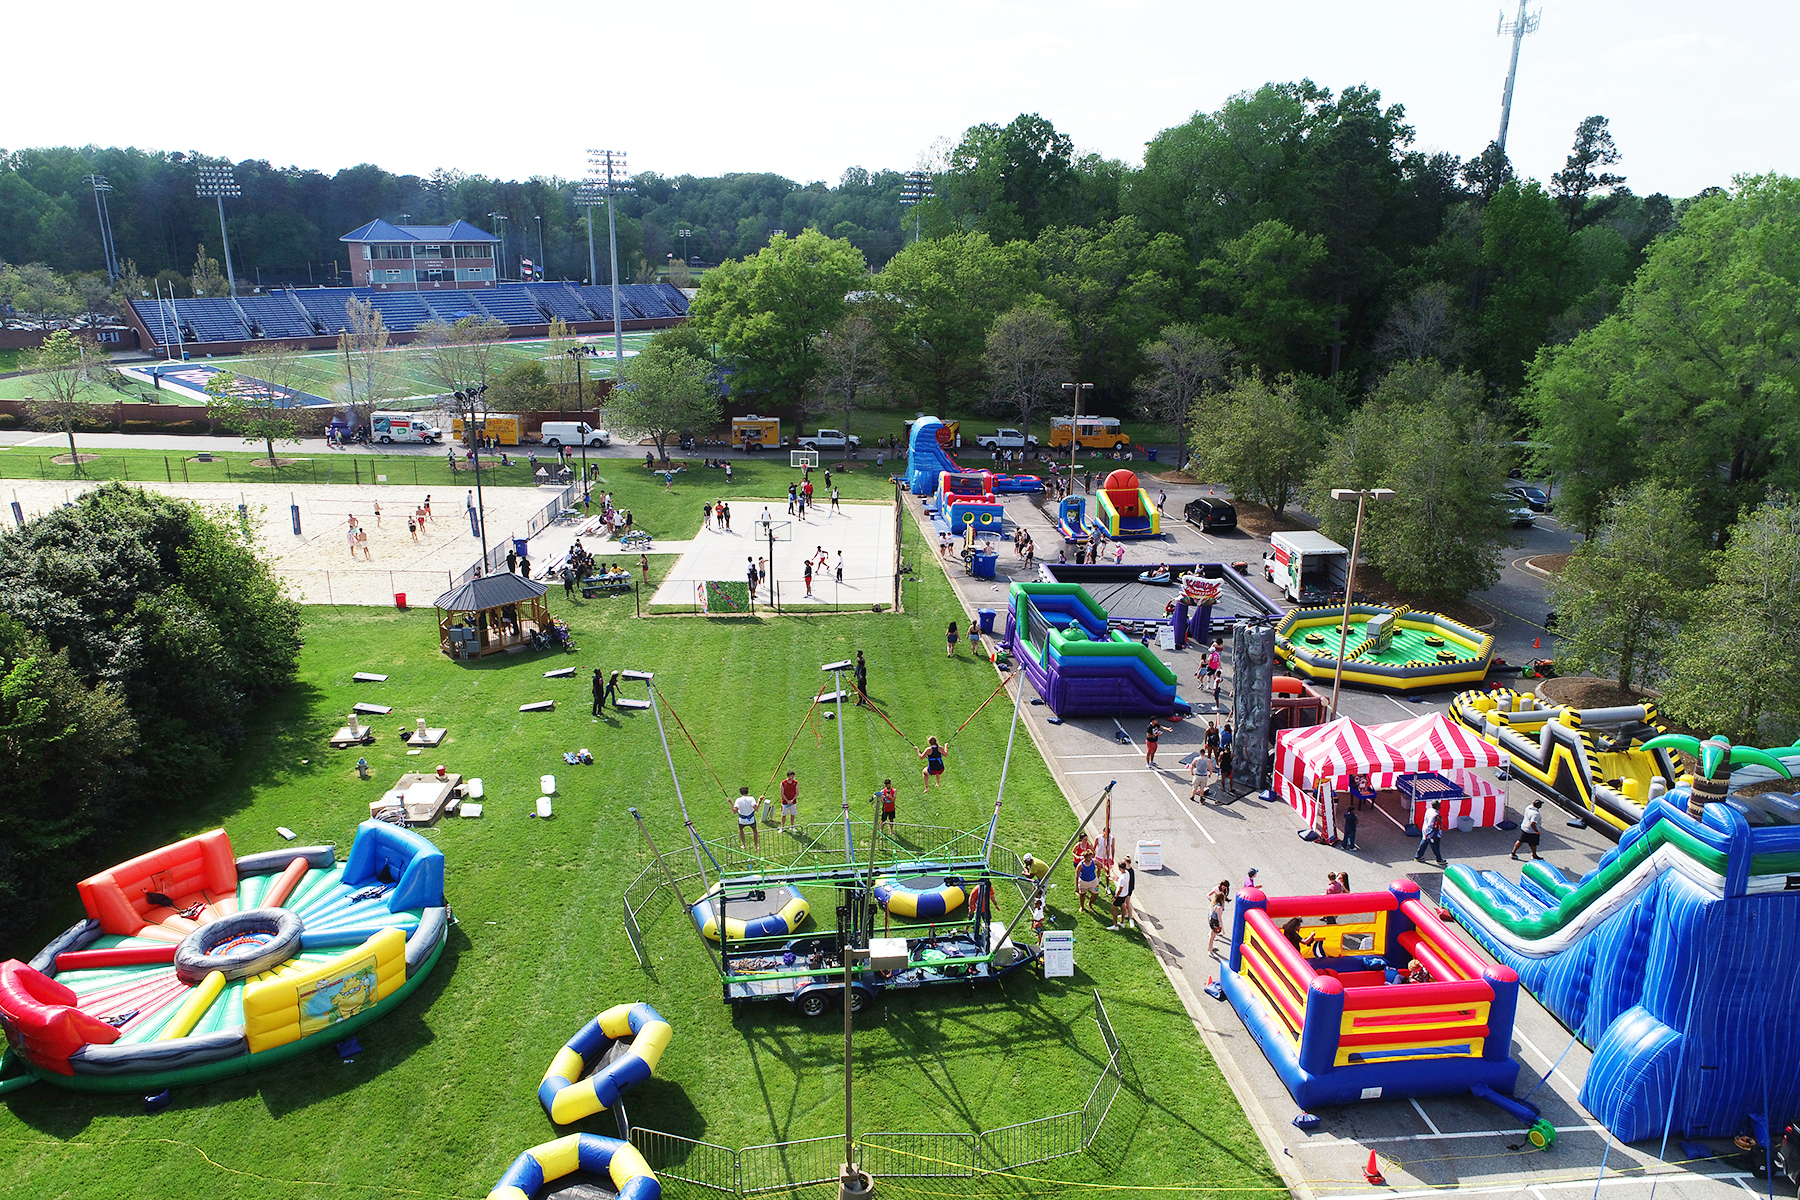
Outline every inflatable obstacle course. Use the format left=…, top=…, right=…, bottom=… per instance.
left=1276, top=603, right=1492, bottom=693
left=1004, top=581, right=1190, bottom=718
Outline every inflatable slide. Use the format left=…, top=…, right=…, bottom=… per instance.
left=1002, top=581, right=1189, bottom=718
left=907, top=416, right=1040, bottom=496
left=1091, top=470, right=1161, bottom=539
left=1443, top=793, right=1800, bottom=1141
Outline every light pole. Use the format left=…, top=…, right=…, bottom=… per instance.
left=566, top=343, right=597, bottom=507
left=1061, top=382, right=1093, bottom=492
left=678, top=227, right=691, bottom=266
left=534, top=215, right=545, bottom=281
left=195, top=164, right=241, bottom=298
left=899, top=171, right=933, bottom=245
left=1326, top=487, right=1397, bottom=720
left=587, top=150, right=634, bottom=387
left=576, top=183, right=602, bottom=285
left=456, top=385, right=494, bottom=570
left=487, top=213, right=508, bottom=280
left=84, top=174, right=120, bottom=283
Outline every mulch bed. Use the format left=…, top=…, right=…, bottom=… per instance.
left=49, top=453, right=99, bottom=465
left=245, top=457, right=305, bottom=469
left=1527, top=552, right=1571, bottom=574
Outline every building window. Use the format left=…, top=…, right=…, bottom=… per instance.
left=373, top=245, right=412, bottom=260
left=420, top=269, right=448, bottom=284
left=455, top=244, right=496, bottom=260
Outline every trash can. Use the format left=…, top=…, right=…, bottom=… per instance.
left=513, top=536, right=530, bottom=559
left=1146, top=447, right=1158, bottom=462
left=394, top=593, right=407, bottom=609
left=977, top=608, right=996, bottom=635
left=972, top=551, right=998, bottom=579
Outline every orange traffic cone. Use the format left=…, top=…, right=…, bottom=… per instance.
left=1533, top=637, right=1541, bottom=648
left=1364, top=1150, right=1386, bottom=1186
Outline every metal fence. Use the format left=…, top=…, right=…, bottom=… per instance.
left=0, top=449, right=541, bottom=489
left=450, top=480, right=582, bottom=586
left=629, top=990, right=1126, bottom=1195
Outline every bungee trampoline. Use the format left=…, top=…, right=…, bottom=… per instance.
left=874, top=870, right=970, bottom=921
left=689, top=882, right=810, bottom=941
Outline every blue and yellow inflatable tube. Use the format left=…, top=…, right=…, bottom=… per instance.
left=690, top=882, right=809, bottom=942
left=874, top=872, right=968, bottom=920
left=538, top=1002, right=672, bottom=1125
left=489, top=1133, right=660, bottom=1200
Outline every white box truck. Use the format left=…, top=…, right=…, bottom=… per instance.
left=539, top=421, right=609, bottom=448
left=370, top=414, right=443, bottom=444
left=1265, top=531, right=1351, bottom=604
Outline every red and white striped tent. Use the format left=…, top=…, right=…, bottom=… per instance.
left=1367, top=713, right=1508, bottom=828
left=1274, top=717, right=1409, bottom=841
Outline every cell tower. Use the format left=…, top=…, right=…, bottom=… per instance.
left=1495, top=0, right=1542, bottom=154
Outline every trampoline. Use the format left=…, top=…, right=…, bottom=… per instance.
left=539, top=1001, right=672, bottom=1125
left=1041, top=563, right=1281, bottom=627
left=487, top=1133, right=660, bottom=1200
left=0, top=822, right=448, bottom=1092
left=689, top=883, right=809, bottom=942
left=874, top=871, right=969, bottom=921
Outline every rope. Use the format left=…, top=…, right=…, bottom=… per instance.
left=955, top=670, right=1016, bottom=734
left=864, top=695, right=922, bottom=751
left=761, top=694, right=823, bottom=799
left=654, top=687, right=731, bottom=798
left=1518, top=1030, right=1579, bottom=1103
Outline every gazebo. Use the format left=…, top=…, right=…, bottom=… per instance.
left=433, top=573, right=552, bottom=658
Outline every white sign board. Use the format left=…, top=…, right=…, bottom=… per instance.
left=1136, top=840, right=1163, bottom=870
left=1042, top=929, right=1075, bottom=977
left=1158, top=626, right=1176, bottom=650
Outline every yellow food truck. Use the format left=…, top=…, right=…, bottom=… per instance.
left=731, top=415, right=783, bottom=451
left=452, top=414, right=522, bottom=446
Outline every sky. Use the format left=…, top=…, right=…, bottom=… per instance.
left=8, top=0, right=1795, bottom=198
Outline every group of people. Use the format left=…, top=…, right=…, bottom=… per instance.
left=1011, top=525, right=1035, bottom=564
left=703, top=500, right=733, bottom=531
left=1058, top=538, right=1122, bottom=566
left=1055, top=831, right=1134, bottom=933
left=783, top=477, right=841, bottom=521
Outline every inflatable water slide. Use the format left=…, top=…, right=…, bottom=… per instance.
left=1002, top=581, right=1189, bottom=718
left=1443, top=793, right=1800, bottom=1141
left=906, top=417, right=1042, bottom=496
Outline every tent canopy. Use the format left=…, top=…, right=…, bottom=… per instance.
left=1276, top=716, right=1409, bottom=790
left=1366, top=712, right=1504, bottom=774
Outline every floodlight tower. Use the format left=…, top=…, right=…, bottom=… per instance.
left=899, top=171, right=933, bottom=244
left=487, top=213, right=509, bottom=280
left=585, top=149, right=634, bottom=384
left=84, top=175, right=120, bottom=283
left=575, top=182, right=603, bottom=285
left=195, top=164, right=242, bottom=298
left=1495, top=0, right=1542, bottom=155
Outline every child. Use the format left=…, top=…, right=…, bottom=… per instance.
left=877, top=778, right=897, bottom=827
left=919, top=738, right=948, bottom=788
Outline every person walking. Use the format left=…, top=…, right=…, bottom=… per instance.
left=919, top=737, right=948, bottom=789
left=1108, top=857, right=1137, bottom=932
left=1205, top=720, right=1221, bottom=763
left=1341, top=802, right=1359, bottom=851
left=732, top=787, right=761, bottom=850
left=1075, top=845, right=1100, bottom=914
left=1414, top=800, right=1447, bottom=866
left=507, top=548, right=518, bottom=574
left=946, top=621, right=959, bottom=658
left=605, top=670, right=620, bottom=708
left=1512, top=799, right=1544, bottom=860
left=1219, top=748, right=1235, bottom=796
left=853, top=650, right=868, bottom=706
left=408, top=515, right=419, bottom=542
left=373, top=501, right=382, bottom=526
left=779, top=770, right=800, bottom=832
left=561, top=564, right=576, bottom=600
left=1206, top=881, right=1230, bottom=957
left=1144, top=719, right=1169, bottom=767
left=803, top=559, right=814, bottom=598
left=592, top=668, right=607, bottom=716
left=423, top=495, right=433, bottom=520
left=519, top=555, right=531, bottom=580
left=719, top=501, right=730, bottom=531
left=703, top=501, right=713, bottom=531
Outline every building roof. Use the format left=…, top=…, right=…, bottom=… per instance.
left=433, top=572, right=549, bottom=611
left=340, top=219, right=499, bottom=244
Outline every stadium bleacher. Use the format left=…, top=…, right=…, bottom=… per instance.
left=130, top=298, right=182, bottom=344
left=235, top=294, right=315, bottom=339
left=467, top=286, right=547, bottom=326
left=171, top=299, right=249, bottom=343
left=526, top=283, right=595, bottom=324
left=423, top=293, right=489, bottom=322
left=293, top=288, right=372, bottom=333
left=366, top=292, right=436, bottom=328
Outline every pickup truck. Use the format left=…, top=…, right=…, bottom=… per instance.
left=977, top=429, right=1039, bottom=451
left=798, top=429, right=861, bottom=454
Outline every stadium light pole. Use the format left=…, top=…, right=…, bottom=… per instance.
left=586, top=150, right=634, bottom=398
left=678, top=228, right=691, bottom=266
left=487, top=213, right=508, bottom=281
left=196, top=164, right=242, bottom=299
left=899, top=171, right=933, bottom=245
left=534, top=215, right=545, bottom=281
left=567, top=344, right=597, bottom=508
left=1326, top=487, right=1397, bottom=720
left=84, top=175, right=120, bottom=283
left=1061, top=382, right=1093, bottom=493
left=576, top=183, right=602, bottom=285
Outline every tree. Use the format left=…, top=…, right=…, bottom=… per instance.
left=1189, top=375, right=1322, bottom=514
left=22, top=329, right=98, bottom=473
left=1476, top=181, right=1575, bottom=387
left=545, top=317, right=583, bottom=417
left=688, top=229, right=868, bottom=404
left=1134, top=324, right=1233, bottom=471
left=806, top=311, right=886, bottom=447
left=1642, top=733, right=1792, bottom=823
left=190, top=243, right=228, bottom=299
left=1034, top=216, right=1186, bottom=394
left=1548, top=483, right=1707, bottom=693
left=414, top=314, right=511, bottom=398
left=940, top=113, right=1078, bottom=242
left=1462, top=141, right=1515, bottom=205
left=1660, top=496, right=1800, bottom=746
left=1374, top=282, right=1466, bottom=364
left=867, top=231, right=1035, bottom=410
left=982, top=305, right=1072, bottom=444
left=1551, top=116, right=1626, bottom=233
left=607, top=341, right=720, bottom=463
left=1197, top=220, right=1333, bottom=374
left=337, top=297, right=398, bottom=432
left=204, top=363, right=305, bottom=470
left=1307, top=361, right=1512, bottom=601
left=490, top=359, right=557, bottom=414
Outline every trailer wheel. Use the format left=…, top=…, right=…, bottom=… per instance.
left=797, top=991, right=830, bottom=1018
left=848, top=988, right=869, bottom=1014
left=379, top=435, right=393, bottom=444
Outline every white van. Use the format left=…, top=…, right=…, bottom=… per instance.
left=370, top=414, right=443, bottom=445
left=540, top=421, right=610, bottom=448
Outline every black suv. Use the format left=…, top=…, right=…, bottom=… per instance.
left=1184, top=496, right=1238, bottom=532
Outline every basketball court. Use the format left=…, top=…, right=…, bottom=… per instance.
left=648, top=491, right=897, bottom=609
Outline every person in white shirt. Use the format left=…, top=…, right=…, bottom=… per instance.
left=1109, top=857, right=1137, bottom=931
left=1512, top=799, right=1544, bottom=860
left=1414, top=801, right=1446, bottom=866
left=732, top=787, right=761, bottom=849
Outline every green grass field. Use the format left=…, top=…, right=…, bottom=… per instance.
left=0, top=479, right=1276, bottom=1199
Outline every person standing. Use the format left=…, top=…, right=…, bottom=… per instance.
left=853, top=650, right=868, bottom=706
left=803, top=559, right=814, bottom=598
left=877, top=778, right=897, bottom=827
left=373, top=501, right=382, bottom=526
left=919, top=737, right=948, bottom=789
left=592, top=668, right=607, bottom=716
left=519, top=555, right=531, bottom=580
left=1323, top=871, right=1345, bottom=924
left=1205, top=720, right=1221, bottom=763
left=779, top=770, right=800, bottom=832
left=1206, top=881, right=1230, bottom=957
left=639, top=553, right=650, bottom=584
left=561, top=564, right=576, bottom=600
left=946, top=621, right=958, bottom=658
left=1188, top=752, right=1212, bottom=802
left=1414, top=801, right=1446, bottom=866
left=732, top=787, right=761, bottom=850
left=830, top=485, right=841, bottom=514
left=787, top=483, right=797, bottom=515
left=605, top=670, right=620, bottom=708
left=1219, top=748, right=1235, bottom=796
left=746, top=556, right=758, bottom=598
left=757, top=556, right=769, bottom=602
left=1109, top=857, right=1137, bottom=932
left=835, top=550, right=844, bottom=585
left=408, top=514, right=419, bottom=542
left=423, top=495, right=433, bottom=520
left=507, top=548, right=518, bottom=575
left=1512, top=799, right=1544, bottom=860
left=1144, top=719, right=1169, bottom=767
left=1074, top=846, right=1100, bottom=914
left=1341, top=802, right=1359, bottom=851
left=1219, top=722, right=1234, bottom=766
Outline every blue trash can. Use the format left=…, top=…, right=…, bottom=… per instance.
left=972, top=551, right=998, bottom=580
left=977, top=608, right=996, bottom=635
left=1146, top=447, right=1159, bottom=463
left=513, top=536, right=530, bottom=559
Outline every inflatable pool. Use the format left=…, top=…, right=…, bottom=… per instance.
left=690, top=882, right=809, bottom=941
left=0, top=822, right=447, bottom=1092
left=874, top=871, right=969, bottom=920
left=489, top=1133, right=660, bottom=1200
left=540, top=1001, right=672, bottom=1124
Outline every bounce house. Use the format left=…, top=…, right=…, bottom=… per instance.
left=906, top=416, right=1042, bottom=497
left=936, top=470, right=1006, bottom=534
left=0, top=822, right=448, bottom=1092
left=1443, top=791, right=1800, bottom=1141
left=1003, top=581, right=1190, bottom=718
left=1056, top=495, right=1089, bottom=541
left=1091, top=469, right=1160, bottom=539
left=1222, top=879, right=1533, bottom=1119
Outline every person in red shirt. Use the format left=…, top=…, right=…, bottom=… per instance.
left=779, top=770, right=800, bottom=832
left=877, top=779, right=897, bottom=827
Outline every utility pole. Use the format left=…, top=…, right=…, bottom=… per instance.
left=84, top=175, right=120, bottom=283
left=1496, top=0, right=1542, bottom=154
left=195, top=164, right=241, bottom=298
left=586, top=150, right=634, bottom=385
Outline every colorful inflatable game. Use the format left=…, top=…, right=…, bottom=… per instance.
left=690, top=882, right=810, bottom=941
left=1091, top=470, right=1161, bottom=539
left=539, top=1002, right=673, bottom=1124
left=906, top=416, right=1041, bottom=497
left=874, top=871, right=969, bottom=920
left=936, top=470, right=1006, bottom=533
left=1221, top=879, right=1527, bottom=1112
left=0, top=822, right=447, bottom=1091
left=1004, top=581, right=1190, bottom=718
left=1055, top=495, right=1089, bottom=541
left=1277, top=603, right=1492, bottom=693
left=1444, top=792, right=1800, bottom=1140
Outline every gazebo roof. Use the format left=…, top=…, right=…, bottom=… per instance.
left=434, top=573, right=549, bottom=611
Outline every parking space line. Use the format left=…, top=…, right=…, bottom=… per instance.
left=1409, top=1098, right=1442, bottom=1136
left=1065, top=768, right=1160, bottom=775
left=1319, top=1169, right=1751, bottom=1200
left=1151, top=771, right=1216, bottom=843
left=1310, top=1123, right=1608, bottom=1147
left=1056, top=752, right=1149, bottom=759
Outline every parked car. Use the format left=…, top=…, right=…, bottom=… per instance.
left=976, top=428, right=1039, bottom=452
left=1507, top=484, right=1552, bottom=512
left=799, top=429, right=861, bottom=454
left=1183, top=496, right=1238, bottom=532
left=1498, top=494, right=1536, bottom=528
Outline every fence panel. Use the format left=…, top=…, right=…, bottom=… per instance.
left=978, top=1111, right=1083, bottom=1172
left=737, top=1135, right=844, bottom=1194
left=631, top=1128, right=739, bottom=1193
left=859, top=1132, right=978, bottom=1179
